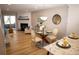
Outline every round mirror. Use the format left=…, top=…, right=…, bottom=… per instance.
left=52, top=14, right=61, bottom=25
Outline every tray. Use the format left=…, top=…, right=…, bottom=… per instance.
left=56, top=42, right=71, bottom=49
left=68, top=35, right=79, bottom=39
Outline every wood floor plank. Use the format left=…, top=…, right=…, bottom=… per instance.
left=6, top=31, right=47, bottom=55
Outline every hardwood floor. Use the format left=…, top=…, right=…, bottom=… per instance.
left=6, top=31, right=47, bottom=55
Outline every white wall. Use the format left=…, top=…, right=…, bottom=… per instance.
left=31, top=5, right=68, bottom=38
left=0, top=9, right=5, bottom=54
left=67, top=5, right=79, bottom=35
left=17, top=12, right=31, bottom=30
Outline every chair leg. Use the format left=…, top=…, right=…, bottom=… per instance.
left=36, top=42, right=40, bottom=48
left=47, top=51, right=54, bottom=55
left=31, top=41, right=35, bottom=47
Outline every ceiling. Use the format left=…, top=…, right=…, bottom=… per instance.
left=0, top=4, right=67, bottom=13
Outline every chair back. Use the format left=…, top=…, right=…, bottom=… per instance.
left=52, top=28, right=58, bottom=36
left=31, top=29, right=36, bottom=39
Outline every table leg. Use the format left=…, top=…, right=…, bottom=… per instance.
left=47, top=51, right=49, bottom=55
left=47, top=51, right=54, bottom=55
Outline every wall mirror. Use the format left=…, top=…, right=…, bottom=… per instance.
left=52, top=14, right=61, bottom=25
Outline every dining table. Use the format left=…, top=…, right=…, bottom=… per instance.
left=36, top=31, right=49, bottom=43
left=43, top=37, right=79, bottom=55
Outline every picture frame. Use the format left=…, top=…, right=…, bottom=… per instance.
left=18, top=16, right=29, bottom=20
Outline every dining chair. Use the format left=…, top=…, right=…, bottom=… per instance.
left=46, top=28, right=58, bottom=43
left=31, top=29, right=42, bottom=48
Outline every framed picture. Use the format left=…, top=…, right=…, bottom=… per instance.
left=18, top=16, right=29, bottom=20
left=52, top=14, right=61, bottom=25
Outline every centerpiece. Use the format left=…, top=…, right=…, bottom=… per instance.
left=56, top=37, right=71, bottom=48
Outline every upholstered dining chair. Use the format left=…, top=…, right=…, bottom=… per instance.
left=46, top=28, right=59, bottom=43
left=31, top=29, right=42, bottom=48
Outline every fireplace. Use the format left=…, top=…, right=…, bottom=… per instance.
left=20, top=23, right=28, bottom=31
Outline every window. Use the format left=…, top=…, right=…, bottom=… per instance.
left=4, top=16, right=16, bottom=24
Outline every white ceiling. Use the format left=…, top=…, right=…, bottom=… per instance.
left=0, top=4, right=67, bottom=13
